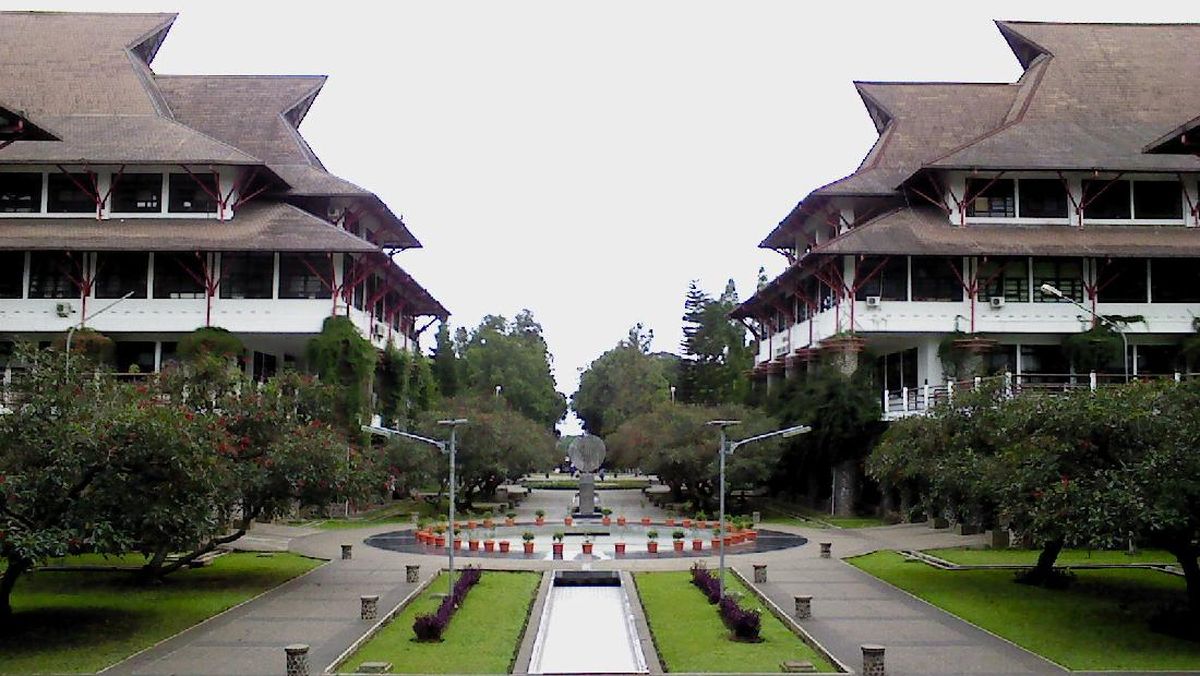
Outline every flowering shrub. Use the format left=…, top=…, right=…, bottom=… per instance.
left=690, top=564, right=761, bottom=640
left=412, top=567, right=482, bottom=641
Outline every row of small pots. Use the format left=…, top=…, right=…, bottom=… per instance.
left=413, top=530, right=757, bottom=553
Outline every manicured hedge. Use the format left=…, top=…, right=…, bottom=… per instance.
left=413, top=566, right=481, bottom=640
left=690, top=564, right=761, bottom=640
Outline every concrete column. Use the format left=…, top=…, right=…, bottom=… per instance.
left=794, top=594, right=812, bottom=619
left=285, top=644, right=310, bottom=676
left=341, top=544, right=352, bottom=560
left=861, top=644, right=886, bottom=676
left=360, top=594, right=379, bottom=620
left=406, top=564, right=420, bottom=584
left=753, top=564, right=767, bottom=583
left=819, top=542, right=832, bottom=559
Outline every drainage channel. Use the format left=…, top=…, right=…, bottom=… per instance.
left=527, top=570, right=649, bottom=674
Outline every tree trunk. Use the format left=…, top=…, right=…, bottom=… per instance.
left=879, top=480, right=895, bottom=517
left=831, top=460, right=857, bottom=517
left=898, top=484, right=913, bottom=522
left=1169, top=540, right=1200, bottom=618
left=0, top=557, right=30, bottom=626
left=1016, top=538, right=1063, bottom=586
left=136, top=545, right=171, bottom=584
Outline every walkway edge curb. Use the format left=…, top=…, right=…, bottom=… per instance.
left=732, top=566, right=850, bottom=674
left=324, top=566, right=441, bottom=674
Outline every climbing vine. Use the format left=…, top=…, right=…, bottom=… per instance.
left=376, top=342, right=439, bottom=428
left=306, top=316, right=377, bottom=431
left=51, top=328, right=114, bottom=364
left=1062, top=324, right=1124, bottom=373
left=178, top=326, right=243, bottom=360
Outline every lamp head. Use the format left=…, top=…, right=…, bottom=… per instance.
left=706, top=419, right=742, bottom=429
left=1039, top=283, right=1064, bottom=299
left=780, top=425, right=812, bottom=438
left=437, top=418, right=468, bottom=427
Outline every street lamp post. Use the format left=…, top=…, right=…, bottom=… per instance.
left=670, top=385, right=676, bottom=403
left=363, top=418, right=468, bottom=598
left=65, top=290, right=135, bottom=376
left=1040, top=283, right=1129, bottom=383
left=706, top=420, right=811, bottom=598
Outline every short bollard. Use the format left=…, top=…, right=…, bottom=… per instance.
left=819, top=542, right=832, bottom=559
left=285, top=644, right=310, bottom=676
left=861, top=644, right=886, bottom=676
left=341, top=544, right=353, bottom=560
left=794, top=594, right=812, bottom=619
left=360, top=594, right=379, bottom=621
left=406, top=564, right=420, bottom=584
left=752, top=510, right=762, bottom=524
left=753, top=564, right=767, bottom=583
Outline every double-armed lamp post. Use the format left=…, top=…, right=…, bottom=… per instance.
left=1039, top=283, right=1129, bottom=383
left=706, top=420, right=811, bottom=598
left=364, top=418, right=468, bottom=597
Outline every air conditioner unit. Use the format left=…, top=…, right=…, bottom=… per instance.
left=55, top=302, right=73, bottom=318
left=989, top=296, right=1006, bottom=309
left=865, top=296, right=882, bottom=308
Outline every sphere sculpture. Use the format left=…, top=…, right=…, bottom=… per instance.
left=568, top=435, right=606, bottom=517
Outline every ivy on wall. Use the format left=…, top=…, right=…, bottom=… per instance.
left=306, top=316, right=377, bottom=431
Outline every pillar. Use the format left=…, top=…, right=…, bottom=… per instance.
left=360, top=594, right=379, bottom=621
left=341, top=544, right=353, bottom=560
left=285, top=644, right=310, bottom=676
left=753, top=564, right=767, bottom=583
left=794, top=594, right=812, bottom=619
left=819, top=542, right=832, bottom=559
left=861, top=644, right=885, bottom=676
left=406, top=564, right=420, bottom=584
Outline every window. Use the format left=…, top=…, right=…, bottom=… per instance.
left=987, top=344, right=1018, bottom=375
left=1081, top=179, right=1131, bottom=219
left=1136, top=345, right=1180, bottom=375
left=1018, top=179, right=1069, bottom=218
left=1033, top=258, right=1084, bottom=302
left=1020, top=344, right=1070, bottom=379
left=251, top=351, right=278, bottom=382
left=1095, top=259, right=1147, bottom=303
left=965, top=178, right=1015, bottom=217
left=159, top=341, right=179, bottom=368
left=877, top=347, right=918, bottom=391
left=47, top=173, right=96, bottom=213
left=854, top=256, right=907, bottom=301
left=0, top=173, right=42, bottom=212
left=168, top=173, right=218, bottom=213
left=27, top=251, right=78, bottom=299
left=977, top=257, right=1029, bottom=302
left=278, top=253, right=329, bottom=299
left=94, top=252, right=148, bottom=299
left=1133, top=181, right=1182, bottom=220
left=0, top=251, right=22, bottom=298
left=1150, top=259, right=1200, bottom=302
left=910, top=257, right=962, bottom=302
left=218, top=252, right=274, bottom=299
left=153, top=252, right=206, bottom=299
left=114, top=341, right=156, bottom=374
left=110, top=173, right=162, bottom=213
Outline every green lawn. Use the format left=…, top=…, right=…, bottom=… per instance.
left=304, top=499, right=441, bottom=530
left=0, top=552, right=321, bottom=674
left=851, top=551, right=1200, bottom=671
left=342, top=570, right=539, bottom=674
left=635, top=571, right=834, bottom=673
left=926, top=547, right=1175, bottom=566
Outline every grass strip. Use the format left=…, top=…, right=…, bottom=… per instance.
left=343, top=570, right=539, bottom=674
left=0, top=552, right=320, bottom=674
left=925, top=546, right=1174, bottom=566
left=635, top=570, right=834, bottom=673
left=850, top=550, right=1200, bottom=671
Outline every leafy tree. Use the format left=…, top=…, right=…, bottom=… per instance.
left=459, top=311, right=566, bottom=428
left=306, top=315, right=377, bottom=432
left=376, top=344, right=438, bottom=429
left=572, top=325, right=670, bottom=437
left=678, top=279, right=753, bottom=406
left=431, top=322, right=461, bottom=398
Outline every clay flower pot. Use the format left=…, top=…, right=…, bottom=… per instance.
left=483, top=519, right=494, bottom=529
left=505, top=517, right=515, bottom=526
left=711, top=538, right=721, bottom=550
left=641, top=517, right=652, bottom=526
left=745, top=530, right=757, bottom=542
left=467, top=520, right=478, bottom=530
left=673, top=540, right=684, bottom=552
left=552, top=542, right=564, bottom=558
left=453, top=538, right=463, bottom=550
left=523, top=542, right=534, bottom=554
left=564, top=517, right=573, bottom=526
left=484, top=540, right=495, bottom=552
left=602, top=516, right=611, bottom=526
left=697, top=520, right=708, bottom=529
left=535, top=517, right=545, bottom=526
left=434, top=535, right=446, bottom=547
left=614, top=542, right=626, bottom=555
left=617, top=517, right=627, bottom=526
left=646, top=541, right=659, bottom=554
left=582, top=542, right=594, bottom=555
left=692, top=539, right=703, bottom=551
left=499, top=540, right=511, bottom=553
left=468, top=539, right=480, bottom=551
left=682, top=518, right=693, bottom=528
left=732, top=533, right=745, bottom=545
left=665, top=518, right=676, bottom=526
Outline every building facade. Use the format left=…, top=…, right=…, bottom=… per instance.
left=0, top=12, right=446, bottom=379
left=734, top=21, right=1200, bottom=417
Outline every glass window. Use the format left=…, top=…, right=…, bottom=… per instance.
left=1133, top=181, right=1183, bottom=220
left=94, top=252, right=148, bottom=299
left=168, top=173, right=218, bottom=213
left=0, top=173, right=42, bottom=212
left=27, top=251, right=78, bottom=299
left=0, top=251, right=22, bottom=298
left=1020, top=344, right=1070, bottom=379
left=251, top=351, right=278, bottom=382
left=854, top=256, right=907, bottom=301
left=987, top=344, right=1018, bottom=375
left=1150, top=259, right=1200, bottom=302
left=1096, top=259, right=1147, bottom=303
left=278, top=253, right=330, bottom=299
left=114, top=341, right=156, bottom=374
left=152, top=252, right=206, bottom=299
left=1033, top=258, right=1084, bottom=302
left=110, top=173, right=162, bottom=213
left=47, top=173, right=96, bottom=213
left=965, top=178, right=1015, bottom=217
left=1018, top=179, right=1068, bottom=218
left=1082, top=179, right=1131, bottom=220
left=159, top=341, right=179, bottom=367
left=910, top=257, right=962, bottom=301
left=977, top=256, right=1029, bottom=302
left=1136, top=345, right=1180, bottom=375
left=218, top=252, right=274, bottom=299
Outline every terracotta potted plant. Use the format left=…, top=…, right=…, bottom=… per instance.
left=601, top=508, right=612, bottom=526
left=434, top=525, right=447, bottom=548
left=468, top=534, right=480, bottom=551
left=692, top=534, right=703, bottom=551
left=710, top=527, right=721, bottom=551
left=617, top=515, right=627, bottom=526
left=582, top=536, right=594, bottom=555
left=672, top=529, right=685, bottom=552
left=665, top=517, right=676, bottom=527
left=552, top=531, right=565, bottom=558
left=646, top=530, right=659, bottom=554
left=499, top=539, right=511, bottom=553
left=522, top=531, right=535, bottom=554
left=641, top=516, right=652, bottom=526
left=483, top=516, right=494, bottom=529
left=535, top=509, right=545, bottom=526
left=505, top=511, right=517, bottom=526
left=614, top=540, right=626, bottom=556
left=564, top=514, right=573, bottom=527
left=745, top=527, right=758, bottom=542
left=682, top=517, right=693, bottom=528
left=467, top=517, right=478, bottom=530
left=695, top=511, right=708, bottom=529
left=453, top=530, right=463, bottom=550
left=484, top=538, right=495, bottom=553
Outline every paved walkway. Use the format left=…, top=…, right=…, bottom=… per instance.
left=104, top=490, right=1191, bottom=675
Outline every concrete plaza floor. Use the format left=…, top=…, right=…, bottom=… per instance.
left=102, top=489, right=1192, bottom=675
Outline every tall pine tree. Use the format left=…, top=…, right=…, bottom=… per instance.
left=677, top=281, right=712, bottom=404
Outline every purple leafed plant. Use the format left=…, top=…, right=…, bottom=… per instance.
left=690, top=563, right=761, bottom=640
left=412, top=566, right=482, bottom=641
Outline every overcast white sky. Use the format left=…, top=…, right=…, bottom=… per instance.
left=8, top=0, right=1198, bottom=433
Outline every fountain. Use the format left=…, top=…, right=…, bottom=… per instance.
left=527, top=570, right=648, bottom=674
left=568, top=434, right=606, bottom=518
